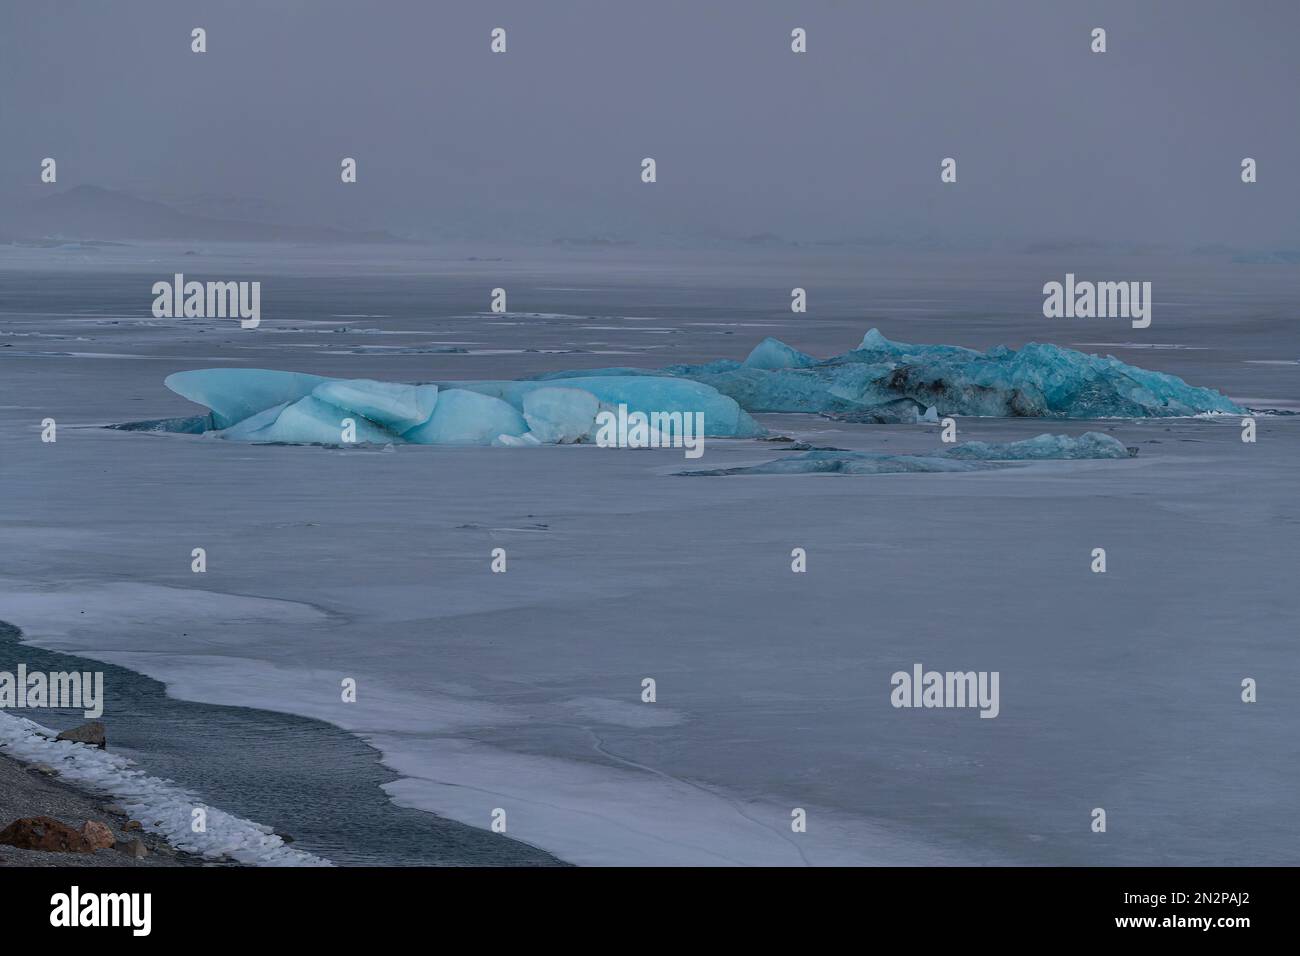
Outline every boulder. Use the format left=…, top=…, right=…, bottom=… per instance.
left=0, top=816, right=94, bottom=853
left=80, top=821, right=116, bottom=850
left=55, top=721, right=106, bottom=749
left=115, top=838, right=148, bottom=860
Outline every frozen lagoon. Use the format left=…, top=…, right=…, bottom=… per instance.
left=1, top=243, right=1297, bottom=865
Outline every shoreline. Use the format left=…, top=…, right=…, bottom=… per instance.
left=0, top=744, right=204, bottom=868
left=0, top=621, right=565, bottom=867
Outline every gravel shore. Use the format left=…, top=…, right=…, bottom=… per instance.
left=0, top=749, right=201, bottom=867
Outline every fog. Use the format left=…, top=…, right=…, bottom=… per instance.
left=1, top=0, right=1296, bottom=246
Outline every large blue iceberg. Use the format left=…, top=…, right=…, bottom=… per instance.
left=162, top=368, right=765, bottom=446
left=536, top=328, right=1244, bottom=420
left=154, top=330, right=1241, bottom=446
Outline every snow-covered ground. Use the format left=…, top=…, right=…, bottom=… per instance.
left=2, top=242, right=1297, bottom=865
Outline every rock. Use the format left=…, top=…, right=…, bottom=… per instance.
left=123, top=820, right=142, bottom=832
left=80, top=821, right=116, bottom=850
left=55, top=721, right=106, bottom=749
left=31, top=764, right=57, bottom=776
left=115, top=838, right=147, bottom=860
left=0, top=816, right=94, bottom=853
left=101, top=804, right=128, bottom=817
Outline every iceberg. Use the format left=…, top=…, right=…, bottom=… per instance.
left=151, top=330, right=1240, bottom=448
left=160, top=367, right=763, bottom=446
left=537, top=328, right=1243, bottom=420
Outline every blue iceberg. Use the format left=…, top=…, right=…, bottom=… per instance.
left=537, top=328, right=1243, bottom=420
left=160, top=367, right=763, bottom=446
left=153, top=330, right=1240, bottom=447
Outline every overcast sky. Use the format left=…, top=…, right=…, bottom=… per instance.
left=1, top=0, right=1296, bottom=245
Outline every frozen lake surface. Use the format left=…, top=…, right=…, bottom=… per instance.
left=1, top=241, right=1297, bottom=865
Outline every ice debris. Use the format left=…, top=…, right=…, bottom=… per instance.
left=945, top=431, right=1133, bottom=460
left=679, top=431, right=1134, bottom=476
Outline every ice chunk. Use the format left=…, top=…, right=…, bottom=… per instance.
left=945, top=431, right=1133, bottom=460
left=541, top=377, right=765, bottom=438
left=165, top=369, right=332, bottom=428
left=680, top=450, right=991, bottom=477
left=402, top=389, right=528, bottom=445
left=313, top=380, right=437, bottom=433
left=742, top=337, right=820, bottom=369
left=682, top=432, right=1135, bottom=476
left=214, top=401, right=291, bottom=440
left=522, top=386, right=600, bottom=443
left=248, top=396, right=397, bottom=445
left=442, top=376, right=765, bottom=438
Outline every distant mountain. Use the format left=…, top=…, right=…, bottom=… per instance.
left=3, top=185, right=405, bottom=243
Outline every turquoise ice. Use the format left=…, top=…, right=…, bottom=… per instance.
left=165, top=369, right=329, bottom=428
left=402, top=389, right=528, bottom=445
left=541, top=328, right=1244, bottom=420
left=313, top=380, right=438, bottom=433
left=521, top=387, right=601, bottom=444
left=159, top=330, right=1241, bottom=447
left=164, top=367, right=762, bottom=445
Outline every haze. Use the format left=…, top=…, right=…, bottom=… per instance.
left=1, top=0, right=1296, bottom=246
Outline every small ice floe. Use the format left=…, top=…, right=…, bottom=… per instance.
left=679, top=432, right=1134, bottom=476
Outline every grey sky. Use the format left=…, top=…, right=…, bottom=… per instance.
left=1, top=0, right=1296, bottom=244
